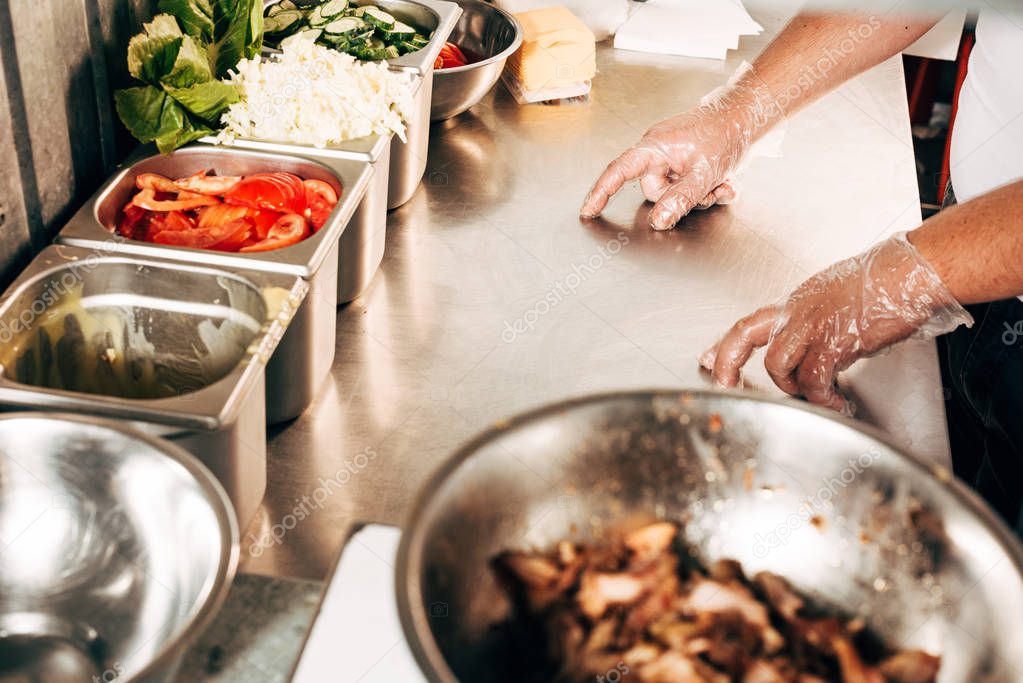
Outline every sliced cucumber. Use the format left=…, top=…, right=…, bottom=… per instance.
left=381, top=20, right=416, bottom=43
left=279, top=0, right=299, bottom=9
left=354, top=44, right=399, bottom=60
left=307, top=5, right=331, bottom=26
left=324, top=16, right=368, bottom=36
left=264, top=10, right=304, bottom=35
left=407, top=33, right=430, bottom=48
left=266, top=3, right=286, bottom=17
left=294, top=28, right=323, bottom=42
left=320, top=0, right=348, bottom=18
left=358, top=6, right=395, bottom=30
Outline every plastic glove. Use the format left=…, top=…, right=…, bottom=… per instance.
left=699, top=233, right=973, bottom=414
left=580, top=62, right=779, bottom=230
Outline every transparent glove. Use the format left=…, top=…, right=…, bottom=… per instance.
left=579, top=62, right=779, bottom=230
left=699, top=233, right=974, bottom=414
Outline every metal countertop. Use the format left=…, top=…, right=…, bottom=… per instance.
left=240, top=19, right=947, bottom=581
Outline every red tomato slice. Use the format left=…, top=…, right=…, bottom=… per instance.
left=303, top=179, right=339, bottom=230
left=249, top=209, right=283, bottom=240
left=152, top=218, right=252, bottom=251
left=150, top=210, right=197, bottom=232
left=135, top=173, right=179, bottom=193
left=120, top=203, right=151, bottom=240
left=224, top=173, right=307, bottom=215
left=239, top=214, right=310, bottom=252
left=198, top=204, right=251, bottom=230
left=132, top=188, right=219, bottom=212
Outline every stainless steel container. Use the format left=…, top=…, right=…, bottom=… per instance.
left=206, top=135, right=393, bottom=304
left=430, top=0, right=522, bottom=121
left=260, top=0, right=460, bottom=209
left=366, top=0, right=461, bottom=208
left=0, top=245, right=307, bottom=526
left=0, top=413, right=237, bottom=683
left=397, top=390, right=1023, bottom=682
left=55, top=145, right=372, bottom=423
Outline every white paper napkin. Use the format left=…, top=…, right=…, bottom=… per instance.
left=290, top=525, right=427, bottom=683
left=493, top=0, right=631, bottom=41
left=614, top=0, right=763, bottom=60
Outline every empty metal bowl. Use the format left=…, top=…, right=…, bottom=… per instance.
left=0, top=413, right=238, bottom=682
left=397, top=390, right=1023, bottom=682
left=430, top=0, right=522, bottom=121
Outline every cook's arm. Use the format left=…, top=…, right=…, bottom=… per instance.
left=910, top=181, right=1023, bottom=304
left=702, top=181, right=1023, bottom=413
left=580, top=12, right=941, bottom=229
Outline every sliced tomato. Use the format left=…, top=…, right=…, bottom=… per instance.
left=437, top=43, right=468, bottom=68
left=239, top=213, right=310, bottom=252
left=119, top=202, right=151, bottom=240
left=249, top=209, right=283, bottom=240
left=149, top=210, right=197, bottom=233
left=224, top=173, right=307, bottom=215
left=132, top=188, right=219, bottom=212
left=174, top=170, right=242, bottom=196
left=303, top=179, right=339, bottom=230
left=152, top=218, right=253, bottom=251
left=198, top=204, right=252, bottom=230
left=135, top=173, right=179, bottom=193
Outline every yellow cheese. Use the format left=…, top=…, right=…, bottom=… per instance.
left=506, top=6, right=596, bottom=91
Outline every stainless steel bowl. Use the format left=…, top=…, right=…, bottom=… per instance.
left=430, top=0, right=522, bottom=121
left=0, top=413, right=237, bottom=682
left=397, top=390, right=1023, bottom=682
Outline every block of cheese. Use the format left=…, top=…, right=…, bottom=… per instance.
left=505, top=6, right=596, bottom=92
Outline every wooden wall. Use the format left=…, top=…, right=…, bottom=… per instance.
left=0, top=0, right=156, bottom=286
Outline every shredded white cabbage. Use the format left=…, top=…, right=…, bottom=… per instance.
left=218, top=33, right=415, bottom=147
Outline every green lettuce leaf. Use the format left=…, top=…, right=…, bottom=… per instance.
left=126, top=14, right=184, bottom=85
left=113, top=85, right=185, bottom=143
left=157, top=0, right=214, bottom=42
left=160, top=33, right=213, bottom=88
left=154, top=116, right=214, bottom=155
left=159, top=0, right=262, bottom=78
left=166, top=80, right=239, bottom=122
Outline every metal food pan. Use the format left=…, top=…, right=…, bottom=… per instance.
left=202, top=135, right=393, bottom=304
left=55, top=144, right=373, bottom=423
left=260, top=0, right=460, bottom=209
left=0, top=245, right=308, bottom=526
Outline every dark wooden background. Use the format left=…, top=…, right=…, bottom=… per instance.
left=0, top=0, right=156, bottom=286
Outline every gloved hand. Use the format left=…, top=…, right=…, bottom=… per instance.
left=699, top=232, right=973, bottom=414
left=579, top=63, right=779, bottom=230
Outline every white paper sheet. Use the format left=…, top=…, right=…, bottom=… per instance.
left=290, top=525, right=426, bottom=683
left=614, top=0, right=763, bottom=60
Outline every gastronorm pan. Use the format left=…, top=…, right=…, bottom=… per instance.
left=0, top=245, right=307, bottom=525
left=56, top=144, right=371, bottom=423
left=258, top=0, right=461, bottom=209
left=204, top=135, right=393, bottom=304
left=397, top=389, right=1023, bottom=682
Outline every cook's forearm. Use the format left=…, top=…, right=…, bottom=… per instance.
left=743, top=13, right=940, bottom=137
left=909, top=181, right=1023, bottom=305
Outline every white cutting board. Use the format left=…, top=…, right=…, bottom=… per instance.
left=289, top=525, right=427, bottom=682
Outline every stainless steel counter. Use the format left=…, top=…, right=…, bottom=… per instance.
left=240, top=22, right=947, bottom=581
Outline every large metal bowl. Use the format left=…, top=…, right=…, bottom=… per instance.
left=430, top=0, right=522, bottom=121
left=0, top=413, right=238, bottom=682
left=397, top=390, right=1023, bottom=682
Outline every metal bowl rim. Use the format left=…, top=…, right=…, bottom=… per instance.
left=0, top=411, right=240, bottom=682
left=394, top=387, right=1023, bottom=683
left=432, top=0, right=523, bottom=75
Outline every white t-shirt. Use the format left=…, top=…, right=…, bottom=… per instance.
left=949, top=5, right=1023, bottom=204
